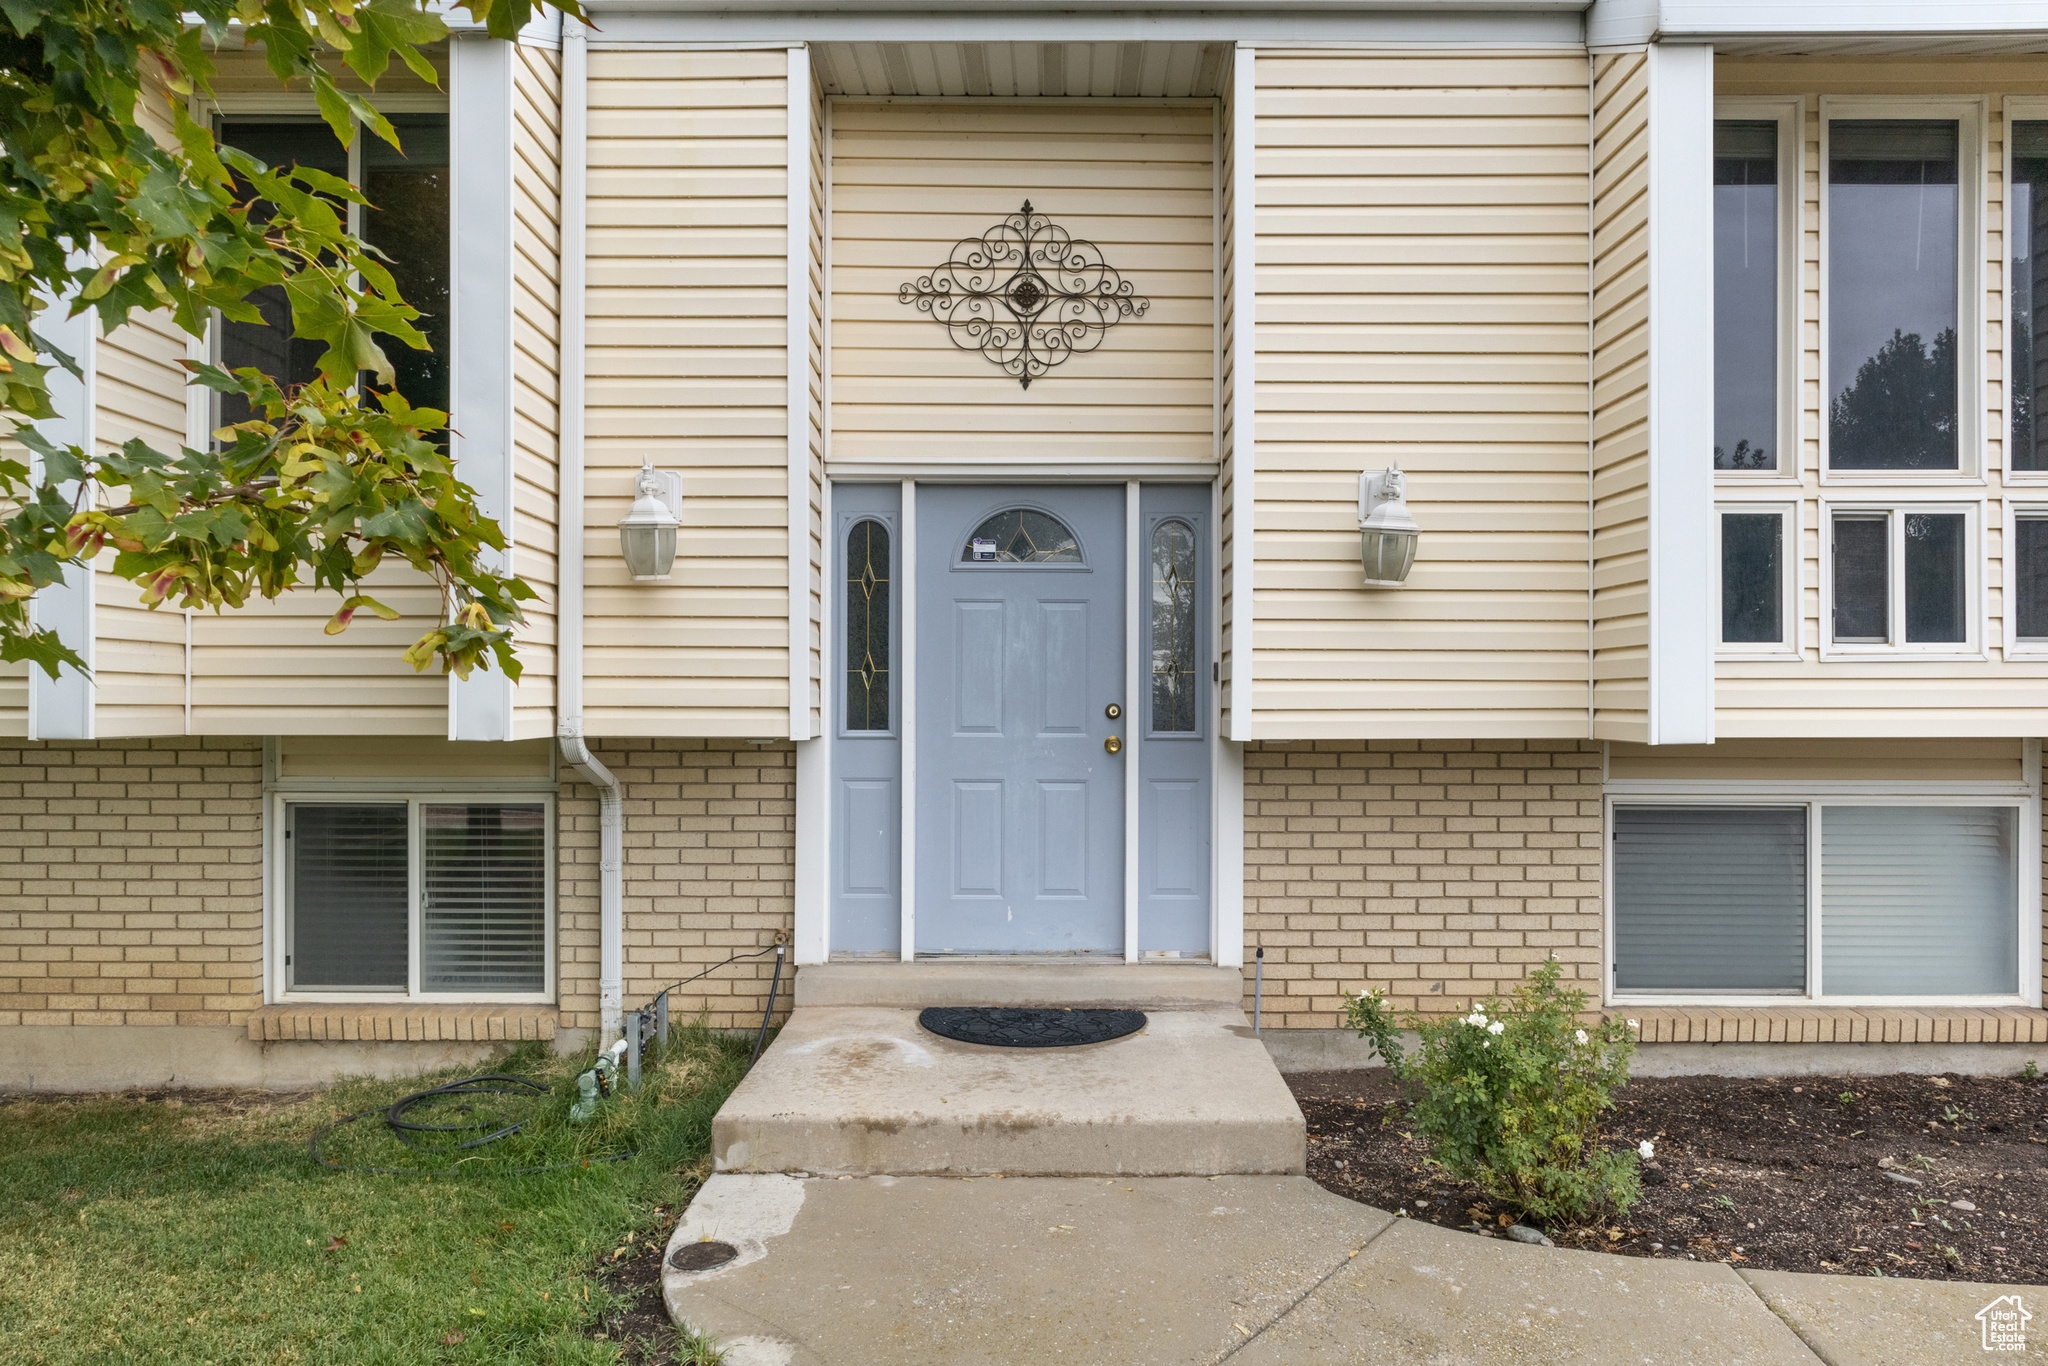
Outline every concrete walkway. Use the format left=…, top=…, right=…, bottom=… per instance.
left=662, top=1174, right=2038, bottom=1366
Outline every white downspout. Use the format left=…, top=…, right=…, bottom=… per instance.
left=554, top=21, right=621, bottom=1041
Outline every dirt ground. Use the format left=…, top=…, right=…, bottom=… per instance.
left=1290, top=1068, right=2048, bottom=1284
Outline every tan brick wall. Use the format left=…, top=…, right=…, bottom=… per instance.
left=557, top=739, right=795, bottom=1033
left=0, top=738, right=264, bottom=1027
left=1242, top=739, right=1604, bottom=1029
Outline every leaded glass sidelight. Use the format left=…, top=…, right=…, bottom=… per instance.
left=1150, top=519, right=1198, bottom=733
left=960, top=508, right=1083, bottom=563
left=845, top=520, right=891, bottom=731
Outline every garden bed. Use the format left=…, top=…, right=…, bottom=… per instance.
left=1291, top=1068, right=2048, bottom=1284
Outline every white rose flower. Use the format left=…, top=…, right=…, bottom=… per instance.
left=1575, top=1029, right=1588, bottom=1045
left=1487, top=1020, right=1506, bottom=1036
left=1639, top=1140, right=1655, bottom=1160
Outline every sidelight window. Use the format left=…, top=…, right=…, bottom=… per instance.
left=1149, top=519, right=1198, bottom=733
left=845, top=519, right=892, bottom=731
left=284, top=799, right=550, bottom=998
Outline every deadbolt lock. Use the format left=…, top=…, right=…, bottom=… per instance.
left=1105, top=703, right=1121, bottom=720
left=1104, top=736, right=1123, bottom=755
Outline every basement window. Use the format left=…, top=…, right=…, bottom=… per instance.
left=282, top=798, right=552, bottom=1000
left=1611, top=801, right=2023, bottom=1003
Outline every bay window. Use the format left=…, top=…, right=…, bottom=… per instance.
left=2011, top=120, right=2048, bottom=472
left=2011, top=509, right=2048, bottom=646
left=1612, top=800, right=2025, bottom=1002
left=1714, top=117, right=1785, bottom=472
left=281, top=797, right=552, bottom=1000
left=1717, top=503, right=1795, bottom=652
left=1825, top=505, right=1978, bottom=652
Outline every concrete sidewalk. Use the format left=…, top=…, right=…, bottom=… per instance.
left=662, top=1174, right=2039, bottom=1366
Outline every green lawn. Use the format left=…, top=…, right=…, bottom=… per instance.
left=0, top=1027, right=752, bottom=1366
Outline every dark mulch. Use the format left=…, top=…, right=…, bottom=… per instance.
left=1291, top=1068, right=2048, bottom=1284
left=586, top=1202, right=697, bottom=1365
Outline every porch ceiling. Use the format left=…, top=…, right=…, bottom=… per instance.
left=813, top=41, right=1229, bottom=98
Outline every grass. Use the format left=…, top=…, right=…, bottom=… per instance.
left=0, top=1025, right=752, bottom=1366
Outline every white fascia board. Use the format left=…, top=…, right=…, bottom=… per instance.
left=27, top=298, right=96, bottom=742
left=584, top=7, right=1585, bottom=46
left=447, top=34, right=519, bottom=742
left=1596, top=1, right=2048, bottom=44
left=787, top=45, right=813, bottom=743
left=1645, top=42, right=1714, bottom=746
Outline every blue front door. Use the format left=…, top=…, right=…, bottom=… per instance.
left=916, top=486, right=1126, bottom=954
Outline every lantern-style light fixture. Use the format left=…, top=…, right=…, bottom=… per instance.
left=1357, top=464, right=1421, bottom=587
left=619, top=458, right=683, bottom=581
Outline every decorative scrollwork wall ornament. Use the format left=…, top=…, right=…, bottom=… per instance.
left=898, top=201, right=1150, bottom=389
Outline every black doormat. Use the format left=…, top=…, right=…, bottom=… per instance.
left=918, top=1006, right=1146, bottom=1048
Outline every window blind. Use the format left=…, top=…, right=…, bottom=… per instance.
left=421, top=803, right=548, bottom=991
left=290, top=804, right=409, bottom=989
left=1821, top=806, right=2018, bottom=996
left=1613, top=807, right=1807, bottom=992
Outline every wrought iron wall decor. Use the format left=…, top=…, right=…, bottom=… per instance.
left=898, top=201, right=1150, bottom=389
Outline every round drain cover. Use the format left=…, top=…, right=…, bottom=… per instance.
left=918, top=1006, right=1146, bottom=1049
left=669, top=1240, right=739, bottom=1272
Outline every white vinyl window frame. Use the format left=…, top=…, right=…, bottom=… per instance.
left=2003, top=497, right=2048, bottom=658
left=1714, top=498, right=1801, bottom=659
left=1713, top=96, right=1803, bottom=489
left=1603, top=785, right=2040, bottom=1010
left=2003, top=95, right=2048, bottom=484
left=1818, top=497, right=1987, bottom=660
left=1817, top=96, right=1987, bottom=486
left=184, top=91, right=450, bottom=447
left=266, top=787, right=556, bottom=1006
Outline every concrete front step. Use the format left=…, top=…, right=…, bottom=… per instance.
left=793, top=961, right=1244, bottom=1010
left=713, top=1001, right=1305, bottom=1177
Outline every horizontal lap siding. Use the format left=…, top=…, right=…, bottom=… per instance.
left=1590, top=51, right=1649, bottom=742
left=513, top=45, right=563, bottom=740
left=1715, top=59, right=2048, bottom=737
left=829, top=101, right=1215, bottom=472
left=1256, top=53, right=1592, bottom=740
left=584, top=50, right=790, bottom=736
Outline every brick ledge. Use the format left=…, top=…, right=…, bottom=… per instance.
left=248, top=1004, right=559, bottom=1044
left=1608, top=1006, right=2048, bottom=1046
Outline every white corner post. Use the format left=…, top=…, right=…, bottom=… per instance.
left=448, top=31, right=519, bottom=741
left=27, top=296, right=97, bottom=741
left=1645, top=41, right=1716, bottom=745
left=1228, top=43, right=1256, bottom=746
left=554, top=20, right=623, bottom=1039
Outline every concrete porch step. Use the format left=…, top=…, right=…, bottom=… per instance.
left=793, top=961, right=1244, bottom=1010
left=713, top=1001, right=1305, bottom=1177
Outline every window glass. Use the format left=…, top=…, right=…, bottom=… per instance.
left=1715, top=120, right=1779, bottom=471
left=1903, top=512, right=1967, bottom=643
left=1613, top=807, right=1807, bottom=992
left=2012, top=123, right=2048, bottom=471
left=421, top=803, right=547, bottom=992
left=1149, top=519, right=1197, bottom=732
left=845, top=519, right=891, bottom=731
left=1720, top=512, right=1783, bottom=643
left=362, top=114, right=450, bottom=414
left=1821, top=806, right=2017, bottom=995
left=2014, top=515, right=2048, bottom=639
left=961, top=508, right=1082, bottom=563
left=216, top=119, right=349, bottom=429
left=1831, top=514, right=1890, bottom=641
left=1827, top=120, right=1960, bottom=470
left=289, top=803, right=409, bottom=989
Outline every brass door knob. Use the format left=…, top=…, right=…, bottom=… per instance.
left=1104, top=736, right=1123, bottom=754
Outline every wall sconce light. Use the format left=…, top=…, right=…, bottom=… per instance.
left=619, top=458, right=683, bottom=581
left=1357, top=464, right=1420, bottom=587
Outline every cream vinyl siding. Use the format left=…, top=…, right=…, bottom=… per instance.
left=1715, top=58, right=2048, bottom=737
left=0, top=653, right=22, bottom=737
left=1218, top=80, right=1238, bottom=733
left=512, top=44, right=562, bottom=741
left=1608, top=736, right=2024, bottom=785
left=1590, top=50, right=1650, bottom=742
left=584, top=49, right=791, bottom=736
left=1252, top=52, right=1593, bottom=740
left=828, top=100, right=1215, bottom=473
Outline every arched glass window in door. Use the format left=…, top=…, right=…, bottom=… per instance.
left=845, top=520, right=891, bottom=731
left=960, top=508, right=1083, bottom=563
left=1150, top=518, right=1198, bottom=733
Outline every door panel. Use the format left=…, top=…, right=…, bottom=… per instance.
left=917, top=485, right=1125, bottom=954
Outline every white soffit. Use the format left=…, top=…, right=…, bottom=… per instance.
left=815, top=42, right=1228, bottom=99
left=1592, top=1, right=2048, bottom=51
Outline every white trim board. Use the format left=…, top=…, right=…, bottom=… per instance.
left=787, top=45, right=814, bottom=743
left=27, top=289, right=96, bottom=742
left=1227, top=41, right=1255, bottom=744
